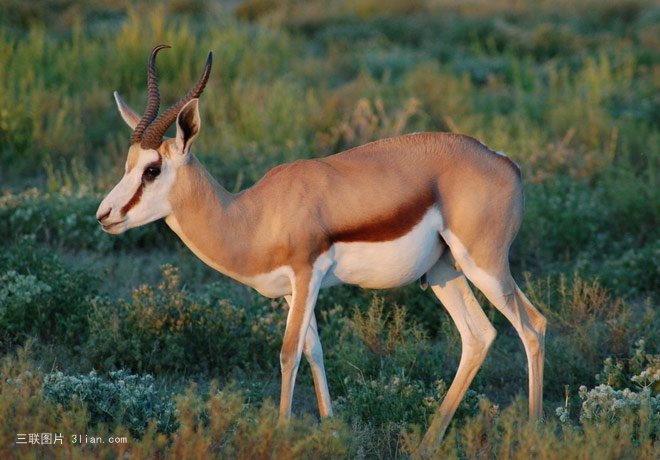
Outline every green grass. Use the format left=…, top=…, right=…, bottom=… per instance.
left=0, top=0, right=658, bottom=458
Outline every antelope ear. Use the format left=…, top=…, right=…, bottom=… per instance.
left=114, top=91, right=141, bottom=129
left=175, top=98, right=201, bottom=156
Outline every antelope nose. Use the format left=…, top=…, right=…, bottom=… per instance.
left=96, top=208, right=112, bottom=223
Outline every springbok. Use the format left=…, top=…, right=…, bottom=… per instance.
left=96, top=45, right=546, bottom=454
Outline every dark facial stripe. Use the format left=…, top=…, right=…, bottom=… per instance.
left=120, top=155, right=162, bottom=216
left=120, top=183, right=143, bottom=216
left=328, top=189, right=436, bottom=243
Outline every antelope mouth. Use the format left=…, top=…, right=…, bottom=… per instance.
left=101, top=219, right=127, bottom=233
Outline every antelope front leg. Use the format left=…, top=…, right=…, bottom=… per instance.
left=285, top=295, right=333, bottom=417
left=279, top=269, right=324, bottom=419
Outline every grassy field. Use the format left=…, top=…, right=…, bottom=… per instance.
left=0, top=0, right=658, bottom=458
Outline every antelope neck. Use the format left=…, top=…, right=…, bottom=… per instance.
left=164, top=156, right=245, bottom=278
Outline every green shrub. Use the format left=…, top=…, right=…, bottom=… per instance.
left=574, top=384, right=658, bottom=430
left=326, top=297, right=447, bottom=387
left=85, top=265, right=283, bottom=375
left=555, top=339, right=659, bottom=441
left=163, top=384, right=353, bottom=460
left=336, top=373, right=484, bottom=432
left=42, top=369, right=178, bottom=436
left=1, top=347, right=353, bottom=459
left=524, top=273, right=654, bottom=396
left=596, top=339, right=660, bottom=391
left=325, top=296, right=468, bottom=457
left=516, top=175, right=659, bottom=299
left=600, top=240, right=660, bottom=299
left=0, top=237, right=96, bottom=350
left=0, top=189, right=176, bottom=251
left=414, top=396, right=657, bottom=459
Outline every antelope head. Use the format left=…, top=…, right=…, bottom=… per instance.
left=96, top=45, right=212, bottom=234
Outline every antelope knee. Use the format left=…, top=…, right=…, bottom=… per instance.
left=280, top=349, right=301, bottom=374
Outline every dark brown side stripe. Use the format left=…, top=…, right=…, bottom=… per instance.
left=121, top=183, right=143, bottom=216
left=329, top=188, right=435, bottom=243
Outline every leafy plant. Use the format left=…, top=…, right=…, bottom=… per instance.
left=0, top=237, right=96, bottom=350
left=85, top=265, right=283, bottom=375
left=43, top=369, right=178, bottom=436
left=556, top=339, right=659, bottom=442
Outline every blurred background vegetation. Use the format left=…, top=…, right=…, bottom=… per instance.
left=0, top=0, right=658, bottom=458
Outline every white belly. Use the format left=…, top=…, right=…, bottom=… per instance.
left=323, top=207, right=445, bottom=289
left=171, top=207, right=445, bottom=298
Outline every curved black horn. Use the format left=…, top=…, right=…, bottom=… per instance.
left=141, top=51, right=212, bottom=149
left=131, top=44, right=171, bottom=145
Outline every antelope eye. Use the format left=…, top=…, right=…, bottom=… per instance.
left=143, top=166, right=161, bottom=182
